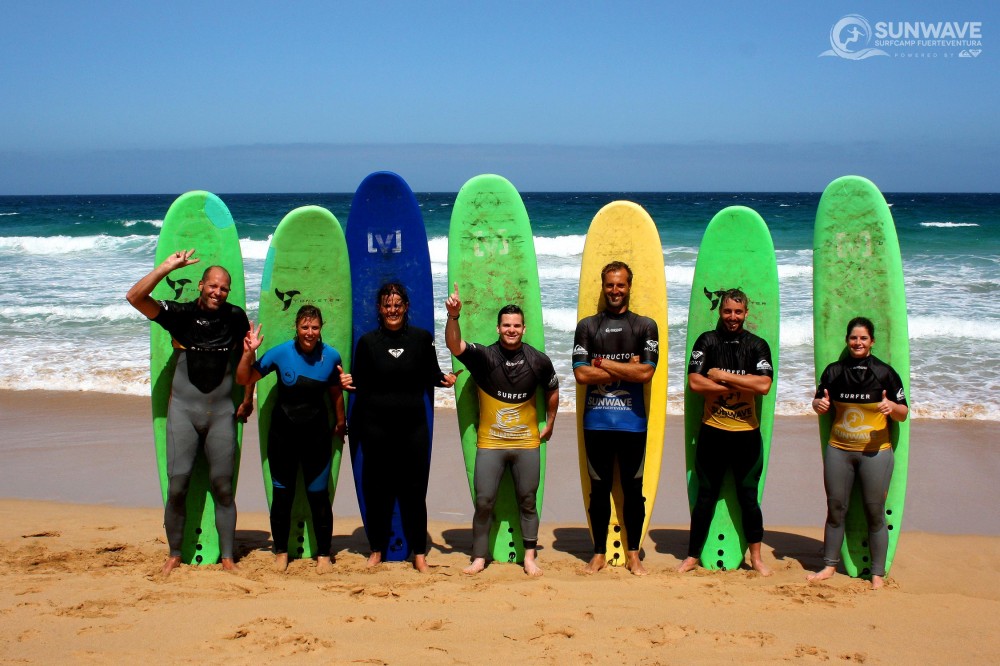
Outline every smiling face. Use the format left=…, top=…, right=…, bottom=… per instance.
left=379, top=293, right=408, bottom=331
left=846, top=325, right=874, bottom=358
left=295, top=316, right=322, bottom=353
left=719, top=297, right=748, bottom=333
left=497, top=313, right=525, bottom=350
left=196, top=267, right=231, bottom=311
left=602, top=268, right=631, bottom=314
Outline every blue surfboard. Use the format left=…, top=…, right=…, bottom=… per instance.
left=345, top=171, right=435, bottom=561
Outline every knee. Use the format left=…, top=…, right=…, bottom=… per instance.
left=474, top=493, right=497, bottom=515
left=166, top=475, right=191, bottom=507
left=826, top=498, right=848, bottom=525
left=210, top=476, right=234, bottom=507
left=863, top=503, right=886, bottom=531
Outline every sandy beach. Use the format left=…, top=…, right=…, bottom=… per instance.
left=1, top=389, right=999, bottom=663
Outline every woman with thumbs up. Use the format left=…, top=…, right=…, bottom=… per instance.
left=808, top=316, right=908, bottom=589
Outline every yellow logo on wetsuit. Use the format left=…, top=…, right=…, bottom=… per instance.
left=476, top=390, right=540, bottom=450
left=829, top=401, right=890, bottom=452
left=703, top=390, right=759, bottom=431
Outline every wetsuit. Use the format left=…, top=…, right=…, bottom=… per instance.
left=685, top=321, right=773, bottom=558
left=348, top=325, right=448, bottom=556
left=154, top=299, right=249, bottom=561
left=458, top=340, right=558, bottom=559
left=254, top=339, right=342, bottom=557
left=572, top=310, right=658, bottom=553
left=815, top=354, right=907, bottom=577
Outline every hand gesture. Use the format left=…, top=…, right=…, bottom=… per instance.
left=813, top=389, right=831, bottom=415
left=243, top=322, right=263, bottom=354
left=440, top=369, right=463, bottom=388
left=338, top=365, right=355, bottom=390
left=445, top=283, right=462, bottom=318
left=877, top=390, right=895, bottom=416
left=161, top=248, right=199, bottom=273
left=236, top=400, right=254, bottom=423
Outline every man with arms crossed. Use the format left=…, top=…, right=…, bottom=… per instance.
left=445, top=284, right=559, bottom=576
left=573, top=261, right=658, bottom=576
left=127, top=249, right=252, bottom=575
left=678, top=288, right=773, bottom=576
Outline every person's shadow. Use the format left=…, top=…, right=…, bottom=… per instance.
left=551, top=527, right=596, bottom=563
left=766, top=530, right=824, bottom=570
left=234, top=529, right=272, bottom=559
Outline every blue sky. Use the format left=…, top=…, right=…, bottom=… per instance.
left=1, top=1, right=996, bottom=193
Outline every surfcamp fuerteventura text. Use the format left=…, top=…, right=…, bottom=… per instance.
left=820, top=15, right=984, bottom=60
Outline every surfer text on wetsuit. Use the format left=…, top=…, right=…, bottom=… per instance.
left=807, top=316, right=908, bottom=591
left=445, top=284, right=559, bottom=577
left=572, top=261, right=658, bottom=576
left=339, top=282, right=457, bottom=573
left=126, top=248, right=252, bottom=576
left=678, top=289, right=774, bottom=577
left=236, top=305, right=346, bottom=574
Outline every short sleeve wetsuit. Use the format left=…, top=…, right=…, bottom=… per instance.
left=815, top=354, right=907, bottom=577
left=572, top=310, right=658, bottom=554
left=458, top=340, right=558, bottom=558
left=153, top=299, right=249, bottom=561
left=685, top=322, right=773, bottom=558
left=254, top=339, right=342, bottom=557
left=348, top=325, right=449, bottom=556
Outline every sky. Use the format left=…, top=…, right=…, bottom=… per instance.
left=1, top=1, right=996, bottom=194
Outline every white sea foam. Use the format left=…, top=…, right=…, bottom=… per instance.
left=120, top=218, right=163, bottom=228
left=535, top=235, right=586, bottom=257
left=920, top=222, right=980, bottom=228
left=239, top=237, right=271, bottom=260
left=0, top=234, right=155, bottom=255
left=0, top=212, right=19, bottom=216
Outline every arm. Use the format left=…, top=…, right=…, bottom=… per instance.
left=235, top=322, right=264, bottom=386
left=444, top=282, right=467, bottom=356
left=688, top=371, right=732, bottom=396
left=705, top=367, right=772, bottom=395
left=330, top=383, right=347, bottom=437
left=538, top=387, right=559, bottom=442
left=126, top=248, right=199, bottom=320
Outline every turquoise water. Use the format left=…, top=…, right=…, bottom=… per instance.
left=0, top=191, right=996, bottom=418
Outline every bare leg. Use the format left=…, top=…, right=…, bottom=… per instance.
left=807, top=565, right=837, bottom=582
left=523, top=549, right=543, bottom=577
left=871, top=575, right=885, bottom=590
left=413, top=554, right=429, bottom=573
left=582, top=553, right=607, bottom=574
left=275, top=553, right=289, bottom=572
left=220, top=557, right=238, bottom=572
left=748, top=542, right=772, bottom=576
left=316, top=556, right=333, bottom=575
left=161, top=555, right=182, bottom=576
left=677, top=556, right=699, bottom=573
left=463, top=557, right=487, bottom=575
left=625, top=550, right=648, bottom=576
left=366, top=551, right=383, bottom=568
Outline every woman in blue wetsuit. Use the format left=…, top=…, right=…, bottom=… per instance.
left=236, top=305, right=345, bottom=573
left=808, top=316, right=908, bottom=590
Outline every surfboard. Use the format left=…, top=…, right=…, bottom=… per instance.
left=257, top=205, right=351, bottom=560
left=683, top=206, right=779, bottom=571
left=813, top=175, right=910, bottom=578
left=345, top=171, right=434, bottom=562
left=150, top=191, right=246, bottom=565
left=575, top=201, right=667, bottom=566
left=447, top=174, right=547, bottom=565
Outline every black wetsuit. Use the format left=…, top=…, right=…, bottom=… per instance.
left=348, top=325, right=448, bottom=555
left=154, top=299, right=249, bottom=560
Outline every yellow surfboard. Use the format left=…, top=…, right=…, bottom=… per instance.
left=575, top=201, right=667, bottom=565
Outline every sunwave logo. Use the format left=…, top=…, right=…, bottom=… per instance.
left=820, top=15, right=888, bottom=60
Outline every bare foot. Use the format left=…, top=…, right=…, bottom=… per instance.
left=806, top=565, right=836, bottom=582
left=413, top=554, right=429, bottom=573
left=161, top=555, right=182, bottom=576
left=748, top=542, right=772, bottom=577
left=582, top=553, right=606, bottom=574
left=625, top=551, right=648, bottom=576
left=677, top=556, right=699, bottom=573
left=366, top=551, right=383, bottom=568
left=523, top=550, right=543, bottom=577
left=316, top=556, right=334, bottom=575
left=463, top=557, right=487, bottom=575
left=871, top=575, right=885, bottom=590
left=220, top=557, right=238, bottom=572
left=274, top=553, right=289, bottom=572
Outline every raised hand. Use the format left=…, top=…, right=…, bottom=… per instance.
left=813, top=388, right=831, bottom=415
left=445, top=282, right=462, bottom=318
left=162, top=248, right=200, bottom=272
left=243, top=322, right=263, bottom=353
left=338, top=365, right=355, bottom=390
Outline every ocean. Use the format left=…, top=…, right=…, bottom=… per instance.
left=0, top=191, right=996, bottom=420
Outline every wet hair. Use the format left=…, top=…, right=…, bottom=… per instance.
left=376, top=282, right=409, bottom=328
left=846, top=316, right=875, bottom=340
left=718, top=288, right=749, bottom=310
left=295, top=304, right=324, bottom=327
left=201, top=265, right=232, bottom=284
left=601, top=261, right=633, bottom=285
left=496, top=303, right=525, bottom=326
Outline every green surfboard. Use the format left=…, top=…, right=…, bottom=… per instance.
left=447, top=174, right=547, bottom=565
left=150, top=191, right=246, bottom=565
left=684, top=206, right=779, bottom=571
left=813, top=175, right=910, bottom=578
left=257, top=206, right=351, bottom=560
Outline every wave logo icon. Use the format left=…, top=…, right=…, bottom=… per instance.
left=595, top=382, right=630, bottom=399
left=820, top=14, right=889, bottom=60
left=493, top=406, right=530, bottom=436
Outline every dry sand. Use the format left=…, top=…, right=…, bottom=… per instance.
left=1, top=390, right=999, bottom=664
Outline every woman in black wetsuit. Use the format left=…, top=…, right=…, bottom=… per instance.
left=340, top=283, right=456, bottom=572
left=808, top=316, right=908, bottom=590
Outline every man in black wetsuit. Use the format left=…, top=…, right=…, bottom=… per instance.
left=127, top=248, right=251, bottom=575
left=678, top=288, right=773, bottom=576
left=445, top=284, right=559, bottom=576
